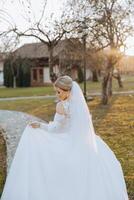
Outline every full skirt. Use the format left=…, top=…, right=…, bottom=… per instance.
left=1, top=125, right=129, bottom=200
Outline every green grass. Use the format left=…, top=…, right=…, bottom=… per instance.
left=0, top=99, right=55, bottom=122
left=0, top=95, right=134, bottom=198
left=0, top=75, right=133, bottom=98
left=80, top=74, right=134, bottom=93
left=87, top=95, right=134, bottom=197
left=0, top=86, right=54, bottom=98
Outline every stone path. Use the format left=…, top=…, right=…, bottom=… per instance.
left=0, top=110, right=46, bottom=173
left=0, top=95, right=55, bottom=101
left=0, top=91, right=133, bottom=101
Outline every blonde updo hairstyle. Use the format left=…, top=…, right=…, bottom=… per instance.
left=54, top=75, right=73, bottom=91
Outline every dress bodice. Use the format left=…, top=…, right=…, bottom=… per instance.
left=60, top=99, right=70, bottom=117
left=40, top=98, right=71, bottom=133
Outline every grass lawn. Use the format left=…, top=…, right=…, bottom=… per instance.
left=0, top=86, right=54, bottom=98
left=0, top=95, right=134, bottom=198
left=0, top=75, right=133, bottom=98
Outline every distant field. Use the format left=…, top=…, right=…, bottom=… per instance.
left=0, top=95, right=133, bottom=197
left=0, top=75, right=133, bottom=98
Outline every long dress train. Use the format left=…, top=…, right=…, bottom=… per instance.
left=1, top=81, right=129, bottom=200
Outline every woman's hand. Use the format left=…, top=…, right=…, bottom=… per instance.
left=29, top=122, right=40, bottom=129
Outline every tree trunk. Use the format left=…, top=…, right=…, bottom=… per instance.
left=102, top=45, right=115, bottom=105
left=102, top=66, right=114, bottom=104
left=113, top=72, right=123, bottom=88
left=92, top=69, right=99, bottom=82
left=98, top=69, right=101, bottom=77
left=48, top=47, right=54, bottom=80
left=117, top=73, right=123, bottom=88
left=108, top=72, right=113, bottom=96
left=102, top=72, right=110, bottom=105
left=13, top=76, right=16, bottom=88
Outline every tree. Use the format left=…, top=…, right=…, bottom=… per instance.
left=4, top=58, right=13, bottom=87
left=112, top=68, right=123, bottom=88
left=86, top=50, right=105, bottom=82
left=58, top=38, right=83, bottom=78
left=65, top=0, right=134, bottom=104
left=88, top=0, right=134, bottom=104
left=10, top=0, right=71, bottom=80
left=0, top=31, right=20, bottom=88
left=4, top=56, right=31, bottom=88
left=0, top=0, right=71, bottom=81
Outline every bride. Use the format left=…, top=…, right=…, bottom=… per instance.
left=1, top=75, right=128, bottom=200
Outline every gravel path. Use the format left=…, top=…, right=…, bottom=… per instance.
left=0, top=91, right=133, bottom=101
left=0, top=110, right=46, bottom=173
left=0, top=95, right=56, bottom=101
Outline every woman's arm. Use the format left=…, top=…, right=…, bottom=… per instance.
left=40, top=102, right=66, bottom=132
left=29, top=102, right=66, bottom=132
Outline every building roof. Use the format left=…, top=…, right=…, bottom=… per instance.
left=14, top=42, right=49, bottom=58
left=14, top=38, right=83, bottom=59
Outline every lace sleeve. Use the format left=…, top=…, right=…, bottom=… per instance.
left=40, top=101, right=67, bottom=133
left=40, top=113, right=66, bottom=132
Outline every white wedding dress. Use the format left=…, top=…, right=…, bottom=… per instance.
left=1, top=81, right=128, bottom=200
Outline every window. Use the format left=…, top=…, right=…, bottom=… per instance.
left=33, top=69, right=37, bottom=80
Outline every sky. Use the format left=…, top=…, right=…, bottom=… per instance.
left=0, top=0, right=66, bottom=30
left=0, top=0, right=134, bottom=56
left=0, top=0, right=67, bottom=44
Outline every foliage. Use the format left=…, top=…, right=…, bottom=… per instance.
left=77, top=66, right=84, bottom=83
left=4, top=56, right=31, bottom=87
left=4, top=58, right=13, bottom=87
left=65, top=0, right=134, bottom=104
